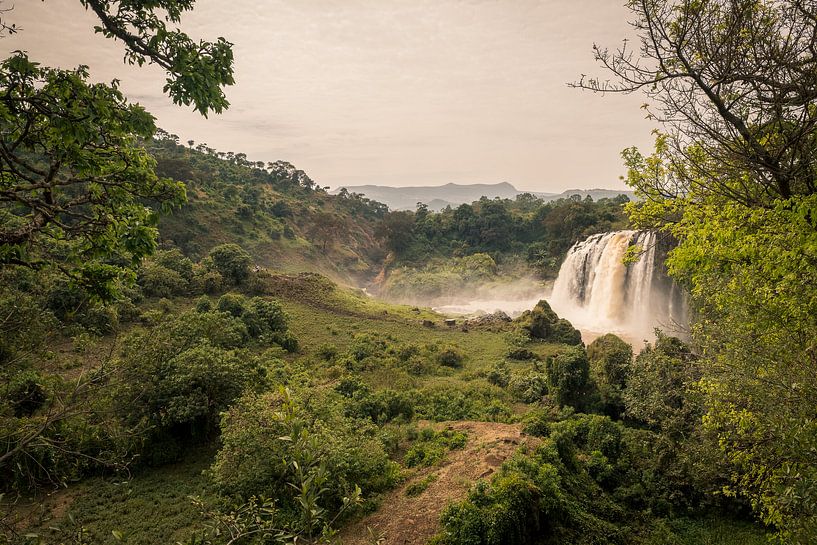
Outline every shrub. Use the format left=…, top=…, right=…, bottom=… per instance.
left=587, top=334, right=633, bottom=418
left=191, top=266, right=223, bottom=294
left=404, top=429, right=467, bottom=468
left=487, top=361, right=511, bottom=387
left=139, top=261, right=188, bottom=297
left=437, top=345, right=465, bottom=368
left=4, top=369, right=47, bottom=417
left=515, top=300, right=582, bottom=345
left=195, top=295, right=212, bottom=313
left=153, top=248, right=194, bottom=282
left=216, top=292, right=247, bottom=317
left=317, top=343, right=338, bottom=361
left=267, top=330, right=299, bottom=353
left=623, top=333, right=700, bottom=431
left=208, top=243, right=252, bottom=285
left=80, top=304, right=119, bottom=335
left=117, top=338, right=265, bottom=446
left=114, top=310, right=257, bottom=455
left=242, top=297, right=287, bottom=336
left=405, top=474, right=438, bottom=497
left=506, top=348, right=537, bottom=361
left=211, top=388, right=399, bottom=524
left=546, top=347, right=594, bottom=411
left=344, top=387, right=415, bottom=424
left=414, top=385, right=511, bottom=422
left=508, top=370, right=548, bottom=403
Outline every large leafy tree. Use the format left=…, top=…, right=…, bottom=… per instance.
left=0, top=54, right=186, bottom=297
left=0, top=0, right=235, bottom=488
left=581, top=1, right=817, bottom=541
left=0, top=1, right=234, bottom=298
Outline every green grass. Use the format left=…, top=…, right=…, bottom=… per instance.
left=281, top=299, right=512, bottom=371
left=23, top=448, right=216, bottom=545
left=642, top=517, right=770, bottom=545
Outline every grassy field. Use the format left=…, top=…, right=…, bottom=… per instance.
left=16, top=448, right=215, bottom=545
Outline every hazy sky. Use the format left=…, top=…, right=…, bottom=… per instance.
left=5, top=0, right=655, bottom=192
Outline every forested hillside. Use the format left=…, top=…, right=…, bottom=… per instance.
left=148, top=133, right=388, bottom=284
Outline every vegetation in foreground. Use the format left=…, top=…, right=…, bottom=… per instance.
left=1, top=0, right=815, bottom=544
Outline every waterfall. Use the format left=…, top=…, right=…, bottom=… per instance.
left=548, top=230, right=686, bottom=343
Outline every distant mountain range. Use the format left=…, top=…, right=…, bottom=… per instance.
left=332, top=182, right=635, bottom=211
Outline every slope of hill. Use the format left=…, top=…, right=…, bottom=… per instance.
left=148, top=135, right=388, bottom=284
left=333, top=182, right=634, bottom=211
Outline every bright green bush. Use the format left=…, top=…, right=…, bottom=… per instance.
left=404, top=428, right=467, bottom=468
left=211, top=388, right=399, bottom=524
left=508, top=369, right=548, bottom=403
left=114, top=310, right=263, bottom=459
left=414, top=384, right=511, bottom=422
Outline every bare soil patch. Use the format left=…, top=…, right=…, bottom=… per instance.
left=336, top=420, right=537, bottom=545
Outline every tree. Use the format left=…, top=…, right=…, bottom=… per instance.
left=0, top=0, right=236, bottom=490
left=0, top=54, right=186, bottom=298
left=310, top=212, right=342, bottom=251
left=77, top=0, right=235, bottom=116
left=587, top=333, right=633, bottom=418
left=211, top=388, right=397, bottom=537
left=576, top=0, right=817, bottom=205
left=545, top=346, right=593, bottom=411
left=376, top=210, right=415, bottom=254
left=0, top=1, right=235, bottom=297
left=582, top=1, right=817, bottom=540
left=208, top=243, right=252, bottom=285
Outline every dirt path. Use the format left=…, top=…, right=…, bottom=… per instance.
left=336, top=421, right=536, bottom=545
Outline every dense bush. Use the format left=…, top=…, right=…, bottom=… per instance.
left=341, top=385, right=416, bottom=424
left=414, top=384, right=512, bottom=422
left=139, top=249, right=194, bottom=297
left=114, top=310, right=266, bottom=459
left=214, top=293, right=294, bottom=349
left=487, top=361, right=511, bottom=387
left=507, top=369, right=549, bottom=403
left=437, top=411, right=729, bottom=545
left=208, top=243, right=252, bottom=285
left=587, top=334, right=633, bottom=418
left=210, top=388, right=400, bottom=528
left=436, top=345, right=466, bottom=368
left=623, top=333, right=700, bottom=431
left=546, top=346, right=596, bottom=411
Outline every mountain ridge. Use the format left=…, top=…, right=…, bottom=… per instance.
left=333, top=182, right=634, bottom=211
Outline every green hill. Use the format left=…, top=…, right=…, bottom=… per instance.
left=149, top=133, right=388, bottom=285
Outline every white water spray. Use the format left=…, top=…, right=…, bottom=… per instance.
left=548, top=230, right=686, bottom=344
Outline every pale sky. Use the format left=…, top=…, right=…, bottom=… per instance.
left=4, top=0, right=655, bottom=192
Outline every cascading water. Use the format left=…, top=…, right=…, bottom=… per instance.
left=548, top=230, right=687, bottom=344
